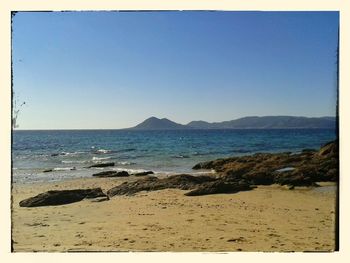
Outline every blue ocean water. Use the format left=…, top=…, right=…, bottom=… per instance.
left=12, top=129, right=336, bottom=184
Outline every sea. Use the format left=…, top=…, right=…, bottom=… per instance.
left=12, top=129, right=336, bottom=184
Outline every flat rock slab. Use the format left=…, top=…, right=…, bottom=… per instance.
left=185, top=180, right=253, bottom=196
left=19, top=188, right=107, bottom=207
left=107, top=174, right=216, bottom=197
left=107, top=173, right=254, bottom=197
left=92, top=171, right=129, bottom=177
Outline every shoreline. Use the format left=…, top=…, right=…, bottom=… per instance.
left=12, top=141, right=338, bottom=252
left=12, top=176, right=336, bottom=252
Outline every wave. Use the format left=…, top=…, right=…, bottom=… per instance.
left=94, top=149, right=113, bottom=154
left=116, top=148, right=136, bottom=153
left=92, top=156, right=112, bottom=162
left=117, top=161, right=136, bottom=166
left=62, top=160, right=89, bottom=164
left=60, top=151, right=85, bottom=156
left=53, top=167, right=77, bottom=171
left=172, top=155, right=190, bottom=159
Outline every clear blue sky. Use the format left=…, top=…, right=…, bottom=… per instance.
left=12, top=11, right=339, bottom=129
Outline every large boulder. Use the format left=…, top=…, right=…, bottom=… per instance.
left=19, top=188, right=107, bottom=207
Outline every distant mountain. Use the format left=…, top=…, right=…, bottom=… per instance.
left=131, top=117, right=188, bottom=130
left=187, top=116, right=336, bottom=129
left=130, top=116, right=336, bottom=130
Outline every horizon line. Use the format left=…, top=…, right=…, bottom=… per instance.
left=13, top=115, right=337, bottom=131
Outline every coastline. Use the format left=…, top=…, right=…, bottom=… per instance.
left=12, top=176, right=336, bottom=252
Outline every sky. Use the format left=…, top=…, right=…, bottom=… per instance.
left=12, top=11, right=339, bottom=129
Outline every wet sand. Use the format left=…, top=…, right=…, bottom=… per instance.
left=11, top=177, right=337, bottom=252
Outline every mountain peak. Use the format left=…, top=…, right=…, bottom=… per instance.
left=131, top=117, right=188, bottom=130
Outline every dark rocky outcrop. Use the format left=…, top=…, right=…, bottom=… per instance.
left=19, top=188, right=107, bottom=207
left=133, top=171, right=154, bottom=176
left=105, top=141, right=338, bottom=197
left=92, top=171, right=129, bottom=177
left=87, top=162, right=115, bottom=168
left=193, top=140, right=338, bottom=187
left=107, top=174, right=216, bottom=197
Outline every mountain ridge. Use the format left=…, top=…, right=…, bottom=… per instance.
left=129, top=116, right=336, bottom=130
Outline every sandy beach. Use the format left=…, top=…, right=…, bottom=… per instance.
left=11, top=176, right=337, bottom=252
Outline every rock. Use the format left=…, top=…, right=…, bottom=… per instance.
left=243, top=170, right=275, bottom=185
left=43, top=169, right=53, bottom=173
left=107, top=174, right=216, bottom=197
left=325, top=168, right=338, bottom=181
left=133, top=171, right=154, bottom=176
left=87, top=162, right=115, bottom=168
left=318, top=141, right=338, bottom=158
left=115, top=171, right=129, bottom=177
left=100, top=141, right=339, bottom=198
left=19, top=188, right=107, bottom=207
left=51, top=153, right=59, bottom=157
left=192, top=140, right=338, bottom=187
left=274, top=171, right=315, bottom=186
left=185, top=180, right=252, bottom=196
left=192, top=157, right=238, bottom=171
left=92, top=171, right=118, bottom=177
left=92, top=170, right=129, bottom=177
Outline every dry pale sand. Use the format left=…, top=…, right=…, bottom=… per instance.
left=11, top=176, right=337, bottom=252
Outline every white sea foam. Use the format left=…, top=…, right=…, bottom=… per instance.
left=96, top=149, right=112, bottom=154
left=111, top=167, right=150, bottom=174
left=117, top=161, right=136, bottom=166
left=172, top=155, right=190, bottom=159
left=62, top=160, right=89, bottom=164
left=61, top=151, right=85, bottom=156
left=53, top=167, right=77, bottom=171
left=92, top=156, right=112, bottom=162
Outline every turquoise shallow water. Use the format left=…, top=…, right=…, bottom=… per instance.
left=12, top=129, right=336, bottom=184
